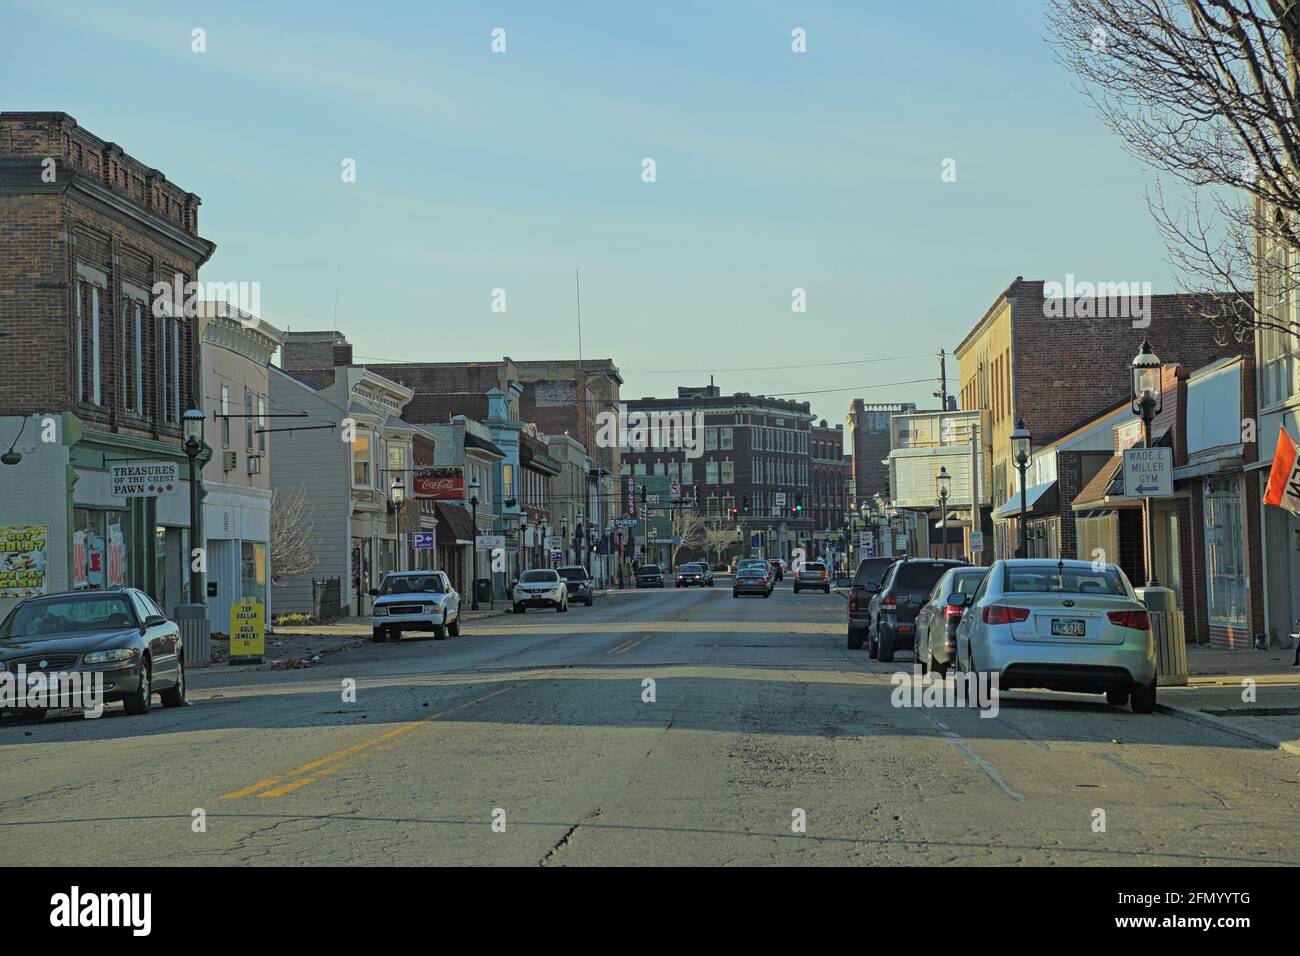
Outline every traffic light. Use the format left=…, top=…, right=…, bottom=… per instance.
left=794, top=494, right=804, bottom=513
left=640, top=485, right=647, bottom=504
left=729, top=506, right=739, bottom=518
left=742, top=495, right=751, bottom=514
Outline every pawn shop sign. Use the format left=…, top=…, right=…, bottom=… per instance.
left=230, top=601, right=265, bottom=661
left=1264, top=427, right=1300, bottom=517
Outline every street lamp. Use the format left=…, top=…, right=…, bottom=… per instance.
left=561, top=519, right=569, bottom=565
left=576, top=507, right=585, bottom=571
left=182, top=408, right=206, bottom=603
left=390, top=475, right=406, bottom=573
left=1131, top=339, right=1163, bottom=586
left=519, top=515, right=528, bottom=572
left=936, top=465, right=951, bottom=559
left=1011, top=419, right=1031, bottom=559
left=469, top=476, right=481, bottom=610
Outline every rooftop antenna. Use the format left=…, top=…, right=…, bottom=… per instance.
left=575, top=267, right=583, bottom=370
left=332, top=266, right=341, bottom=334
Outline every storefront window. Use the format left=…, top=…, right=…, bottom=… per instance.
left=241, top=541, right=267, bottom=607
left=72, top=509, right=128, bottom=590
left=1204, top=478, right=1248, bottom=628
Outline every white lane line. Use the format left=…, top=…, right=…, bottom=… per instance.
left=922, top=713, right=1024, bottom=803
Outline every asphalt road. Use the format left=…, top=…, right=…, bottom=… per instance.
left=2, top=583, right=1297, bottom=866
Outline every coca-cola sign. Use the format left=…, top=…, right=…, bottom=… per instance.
left=413, top=468, right=464, bottom=500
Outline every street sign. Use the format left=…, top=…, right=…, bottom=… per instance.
left=1123, top=446, right=1173, bottom=497
left=110, top=461, right=179, bottom=498
left=412, top=531, right=435, bottom=550
left=475, top=534, right=505, bottom=551
left=670, top=482, right=681, bottom=500
left=615, top=517, right=638, bottom=528
left=775, top=492, right=786, bottom=507
left=969, top=530, right=984, bottom=554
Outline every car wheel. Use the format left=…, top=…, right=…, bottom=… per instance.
left=514, top=604, right=525, bottom=614
left=878, top=629, right=895, bottom=663
left=847, top=629, right=863, bottom=650
left=448, top=616, right=461, bottom=637
left=389, top=627, right=401, bottom=641
left=1106, top=687, right=1130, bottom=707
left=433, top=624, right=447, bottom=640
left=1130, top=680, right=1157, bottom=714
left=868, top=625, right=880, bottom=660
left=732, top=592, right=739, bottom=599
left=932, top=657, right=948, bottom=678
left=919, top=652, right=929, bottom=675
left=122, top=659, right=152, bottom=715
left=160, top=658, right=186, bottom=708
left=372, top=628, right=386, bottom=643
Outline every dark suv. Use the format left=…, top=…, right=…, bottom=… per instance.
left=867, top=558, right=969, bottom=662
left=556, top=565, right=595, bottom=606
left=635, top=564, right=665, bottom=588
left=847, top=557, right=897, bottom=649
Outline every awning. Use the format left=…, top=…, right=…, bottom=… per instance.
left=434, top=502, right=477, bottom=545
left=992, top=480, right=1058, bottom=520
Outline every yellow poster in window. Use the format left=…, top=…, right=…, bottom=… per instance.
left=230, top=601, right=265, bottom=658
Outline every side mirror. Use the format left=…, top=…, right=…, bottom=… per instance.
left=144, top=614, right=167, bottom=628
left=368, top=588, right=379, bottom=597
left=946, top=592, right=970, bottom=608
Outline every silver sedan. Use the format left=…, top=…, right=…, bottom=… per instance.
left=952, top=559, right=1158, bottom=713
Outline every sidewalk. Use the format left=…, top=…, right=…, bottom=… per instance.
left=1159, top=645, right=1299, bottom=757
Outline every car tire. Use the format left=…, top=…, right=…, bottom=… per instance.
left=448, top=616, right=460, bottom=637
left=868, top=626, right=880, bottom=660
left=514, top=604, right=525, bottom=614
left=389, top=628, right=401, bottom=641
left=557, top=600, right=568, bottom=612
left=122, top=659, right=152, bottom=716
left=372, top=628, right=386, bottom=643
left=1130, top=680, right=1157, bottom=714
left=931, top=657, right=948, bottom=678
left=586, top=597, right=594, bottom=606
left=919, top=652, right=929, bottom=675
left=160, top=659, right=186, bottom=708
left=733, top=592, right=739, bottom=599
left=878, top=629, right=895, bottom=663
left=433, top=624, right=446, bottom=640
left=1106, top=687, right=1130, bottom=707
left=847, top=629, right=863, bottom=650
left=763, top=591, right=770, bottom=598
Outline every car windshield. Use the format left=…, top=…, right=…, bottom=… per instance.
left=379, top=574, right=444, bottom=595
left=895, top=563, right=958, bottom=591
left=679, top=564, right=701, bottom=572
left=520, top=570, right=559, bottom=584
left=738, top=569, right=766, bottom=578
left=852, top=560, right=893, bottom=588
left=1004, top=564, right=1128, bottom=595
left=640, top=565, right=660, bottom=574
left=0, top=595, right=136, bottom=640
left=556, top=568, right=587, bottom=581
left=803, top=563, right=825, bottom=573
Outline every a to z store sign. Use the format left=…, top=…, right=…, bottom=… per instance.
left=230, top=602, right=265, bottom=657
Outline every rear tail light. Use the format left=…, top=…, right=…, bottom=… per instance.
left=881, top=596, right=897, bottom=610
left=1107, top=609, right=1150, bottom=630
left=943, top=604, right=964, bottom=619
left=982, top=605, right=1030, bottom=625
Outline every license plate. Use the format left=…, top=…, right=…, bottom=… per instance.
left=1051, top=618, right=1087, bottom=637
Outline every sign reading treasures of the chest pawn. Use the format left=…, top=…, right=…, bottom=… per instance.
left=110, top=462, right=180, bottom=498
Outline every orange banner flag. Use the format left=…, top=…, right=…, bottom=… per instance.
left=1263, top=427, right=1300, bottom=516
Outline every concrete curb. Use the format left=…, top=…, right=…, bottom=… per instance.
left=1155, top=700, right=1300, bottom=757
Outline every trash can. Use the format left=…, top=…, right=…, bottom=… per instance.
left=173, top=603, right=211, bottom=668
left=474, top=578, right=493, bottom=604
left=1136, top=586, right=1186, bottom=687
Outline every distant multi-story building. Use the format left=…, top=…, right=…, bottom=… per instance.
left=810, top=420, right=850, bottom=554
left=846, top=399, right=916, bottom=504
left=621, top=385, right=815, bottom=562
left=0, top=112, right=215, bottom=616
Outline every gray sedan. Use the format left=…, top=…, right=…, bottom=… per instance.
left=914, top=566, right=989, bottom=676
left=952, top=559, right=1157, bottom=713
left=0, top=588, right=184, bottom=718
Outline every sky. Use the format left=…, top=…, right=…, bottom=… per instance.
left=0, top=0, right=1183, bottom=442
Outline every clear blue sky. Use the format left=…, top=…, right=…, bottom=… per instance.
left=1, top=0, right=1180, bottom=435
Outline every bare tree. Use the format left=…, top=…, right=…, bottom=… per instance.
left=1045, top=0, right=1298, bottom=341
left=668, top=505, right=714, bottom=568
left=270, top=485, right=319, bottom=585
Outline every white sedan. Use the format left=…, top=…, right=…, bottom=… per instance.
left=512, top=569, right=569, bottom=613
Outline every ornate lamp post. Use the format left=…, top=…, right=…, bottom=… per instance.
left=468, top=476, right=481, bottom=610
left=182, top=408, right=206, bottom=603
left=936, top=466, right=951, bottom=559
left=1011, top=419, right=1031, bottom=559
left=1131, top=339, right=1163, bottom=586
left=390, top=475, right=406, bottom=573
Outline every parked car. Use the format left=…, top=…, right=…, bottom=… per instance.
left=635, top=564, right=665, bottom=588
left=512, top=568, right=569, bottom=612
left=675, top=562, right=714, bottom=587
left=793, top=561, right=831, bottom=594
left=847, top=557, right=897, bottom=649
left=953, top=559, right=1158, bottom=713
left=733, top=565, right=773, bottom=598
left=556, top=565, right=595, bottom=606
left=0, top=588, right=185, bottom=717
left=371, top=570, right=462, bottom=642
left=914, top=566, right=989, bottom=675
left=867, top=558, right=969, bottom=662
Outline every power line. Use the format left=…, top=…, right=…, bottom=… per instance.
left=764, top=377, right=934, bottom=398
left=619, top=353, right=934, bottom=374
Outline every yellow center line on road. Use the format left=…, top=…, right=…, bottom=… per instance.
left=220, top=684, right=520, bottom=800
left=609, top=635, right=650, bottom=655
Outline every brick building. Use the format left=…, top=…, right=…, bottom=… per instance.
left=0, top=111, right=215, bottom=614
left=810, top=419, right=851, bottom=556
left=621, top=385, right=815, bottom=563
left=846, top=399, right=916, bottom=504
left=954, top=276, right=1251, bottom=560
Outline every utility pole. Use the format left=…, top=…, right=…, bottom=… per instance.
left=934, top=349, right=949, bottom=411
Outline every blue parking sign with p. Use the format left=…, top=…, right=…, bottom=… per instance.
left=413, top=532, right=435, bottom=549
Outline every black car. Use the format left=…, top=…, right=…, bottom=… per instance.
left=675, top=562, right=713, bottom=587
left=635, top=564, right=665, bottom=588
left=556, top=565, right=595, bottom=606
left=847, top=557, right=897, bottom=649
left=867, top=558, right=969, bottom=662
left=733, top=565, right=772, bottom=598
left=0, top=588, right=185, bottom=718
